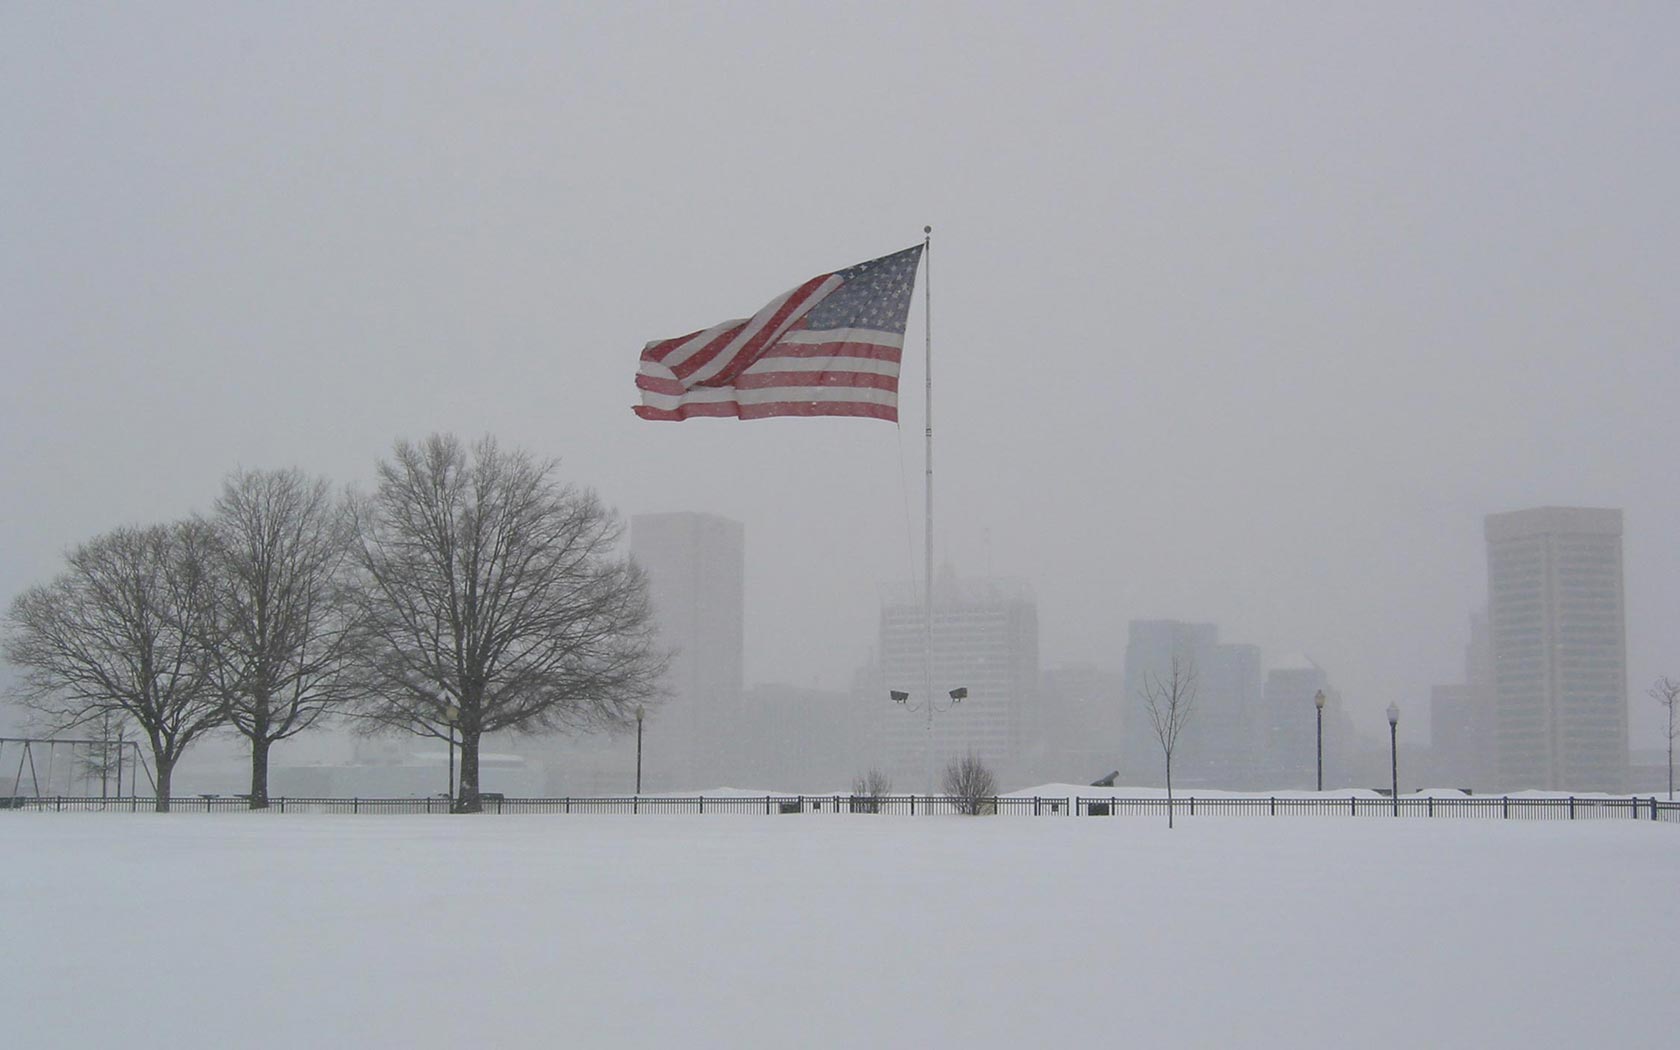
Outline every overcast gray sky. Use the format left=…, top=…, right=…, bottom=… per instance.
left=4, top=3, right=1677, bottom=747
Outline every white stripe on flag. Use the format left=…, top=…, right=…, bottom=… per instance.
left=637, top=385, right=898, bottom=411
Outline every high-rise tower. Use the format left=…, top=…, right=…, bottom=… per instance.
left=629, top=512, right=745, bottom=789
left=1485, top=507, right=1627, bottom=792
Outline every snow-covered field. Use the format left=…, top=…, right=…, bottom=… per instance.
left=4, top=813, right=1676, bottom=1049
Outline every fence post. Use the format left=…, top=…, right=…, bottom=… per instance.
left=1652, top=797, right=1659, bottom=821
left=699, top=796, right=705, bottom=814
left=1270, top=796, right=1275, bottom=816
left=1189, top=796, right=1195, bottom=817
left=1351, top=796, right=1356, bottom=816
left=765, top=795, right=771, bottom=815
left=1502, top=796, right=1509, bottom=819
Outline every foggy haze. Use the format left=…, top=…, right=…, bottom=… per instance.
left=4, top=3, right=1678, bottom=751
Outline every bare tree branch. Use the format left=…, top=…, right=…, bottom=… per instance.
left=942, top=752, right=998, bottom=815
left=349, top=434, right=667, bottom=812
left=1141, top=652, right=1197, bottom=829
left=200, top=468, right=361, bottom=808
left=3, top=522, right=224, bottom=810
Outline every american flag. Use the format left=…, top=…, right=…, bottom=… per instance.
left=633, top=244, right=923, bottom=422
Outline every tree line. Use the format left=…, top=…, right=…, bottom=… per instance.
left=3, top=434, right=665, bottom=812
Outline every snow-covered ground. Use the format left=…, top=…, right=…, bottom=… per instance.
left=4, top=814, right=1676, bottom=1049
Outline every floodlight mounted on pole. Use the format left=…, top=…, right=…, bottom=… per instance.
left=892, top=684, right=967, bottom=794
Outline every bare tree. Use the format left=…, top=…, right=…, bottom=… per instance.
left=942, top=751, right=997, bottom=815
left=3, top=523, right=223, bottom=811
left=202, top=468, right=360, bottom=808
left=851, top=766, right=892, bottom=813
left=350, top=434, right=665, bottom=812
left=1651, top=677, right=1680, bottom=801
left=1142, top=653, right=1197, bottom=828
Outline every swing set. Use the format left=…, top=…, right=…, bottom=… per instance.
left=0, top=736, right=154, bottom=804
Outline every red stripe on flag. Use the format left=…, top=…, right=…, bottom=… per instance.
left=752, top=341, right=903, bottom=363
left=635, top=373, right=685, bottom=396
left=667, top=321, right=750, bottom=380
left=733, top=371, right=899, bottom=392
left=740, top=401, right=898, bottom=421
left=676, top=275, right=833, bottom=385
left=704, top=275, right=836, bottom=386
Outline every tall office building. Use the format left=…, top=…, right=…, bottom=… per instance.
left=878, top=570, right=1038, bottom=791
left=1485, top=507, right=1627, bottom=792
left=630, top=512, right=745, bottom=789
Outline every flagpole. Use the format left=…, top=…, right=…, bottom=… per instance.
left=923, top=224, right=934, bottom=799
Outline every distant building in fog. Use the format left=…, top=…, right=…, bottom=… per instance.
left=1256, top=658, right=1353, bottom=789
left=733, top=683, right=861, bottom=791
left=1199, top=642, right=1263, bottom=787
left=1121, top=621, right=1217, bottom=785
left=630, top=512, right=745, bottom=790
left=1429, top=611, right=1496, bottom=789
left=1029, top=663, right=1125, bottom=786
left=1485, top=507, right=1627, bottom=792
left=1121, top=621, right=1263, bottom=788
left=878, top=569, right=1038, bottom=791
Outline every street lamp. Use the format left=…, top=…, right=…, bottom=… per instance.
left=1386, top=702, right=1400, bottom=817
left=635, top=704, right=645, bottom=795
left=1314, top=689, right=1326, bottom=792
left=444, top=703, right=460, bottom=810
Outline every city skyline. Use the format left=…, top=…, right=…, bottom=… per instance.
left=5, top=5, right=1677, bottom=770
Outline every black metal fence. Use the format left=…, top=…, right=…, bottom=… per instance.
left=6, top=793, right=1679, bottom=822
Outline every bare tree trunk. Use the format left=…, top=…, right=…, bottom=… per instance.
left=153, top=753, right=174, bottom=813
left=1165, top=760, right=1174, bottom=830
left=249, top=736, right=270, bottom=809
left=457, top=728, right=482, bottom=813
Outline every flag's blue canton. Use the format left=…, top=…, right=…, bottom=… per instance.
left=802, top=245, right=924, bottom=334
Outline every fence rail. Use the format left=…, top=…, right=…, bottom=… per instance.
left=5, top=793, right=1678, bottom=822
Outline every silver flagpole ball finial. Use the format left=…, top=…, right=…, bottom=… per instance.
left=924, top=225, right=932, bottom=234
